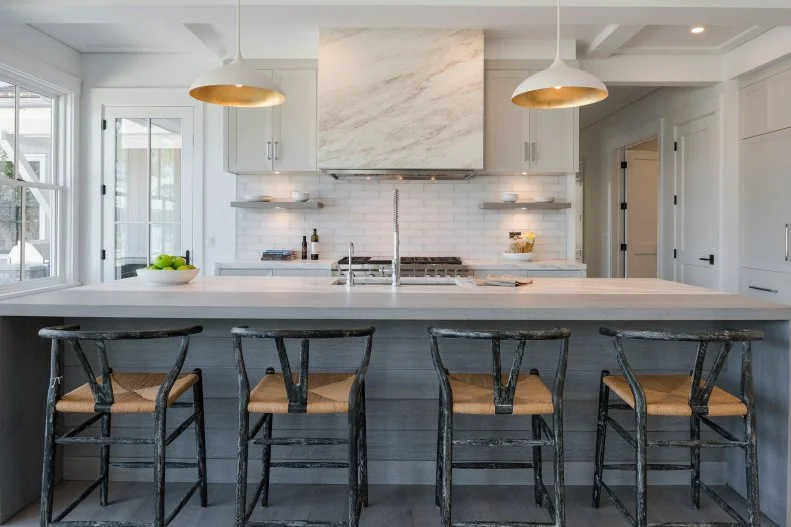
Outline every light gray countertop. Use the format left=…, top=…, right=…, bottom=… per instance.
left=215, top=259, right=586, bottom=271
left=0, top=277, right=787, bottom=321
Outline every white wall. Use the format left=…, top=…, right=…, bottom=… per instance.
left=580, top=85, right=727, bottom=282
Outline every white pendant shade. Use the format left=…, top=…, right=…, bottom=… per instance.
left=189, top=0, right=285, bottom=108
left=512, top=56, right=608, bottom=109
left=512, top=0, right=608, bottom=109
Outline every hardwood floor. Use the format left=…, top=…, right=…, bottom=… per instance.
left=6, top=483, right=778, bottom=526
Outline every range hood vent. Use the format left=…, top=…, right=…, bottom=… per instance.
left=318, top=29, right=484, bottom=176
left=325, top=169, right=474, bottom=181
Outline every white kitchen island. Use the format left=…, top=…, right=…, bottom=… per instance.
left=0, top=277, right=789, bottom=525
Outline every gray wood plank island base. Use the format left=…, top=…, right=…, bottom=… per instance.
left=0, top=278, right=789, bottom=526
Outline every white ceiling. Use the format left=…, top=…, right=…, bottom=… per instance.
left=0, top=0, right=785, bottom=59
left=579, top=86, right=661, bottom=129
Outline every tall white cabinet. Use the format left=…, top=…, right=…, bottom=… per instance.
left=484, top=69, right=578, bottom=174
left=739, top=66, right=791, bottom=304
left=225, top=69, right=317, bottom=174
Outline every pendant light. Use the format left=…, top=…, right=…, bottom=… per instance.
left=512, top=0, right=608, bottom=109
left=189, top=0, right=286, bottom=107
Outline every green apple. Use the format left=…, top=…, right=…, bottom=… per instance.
left=146, top=265, right=158, bottom=270
left=177, top=265, right=190, bottom=271
left=153, top=254, right=173, bottom=269
left=173, top=257, right=187, bottom=268
left=186, top=264, right=197, bottom=270
left=161, top=266, right=175, bottom=271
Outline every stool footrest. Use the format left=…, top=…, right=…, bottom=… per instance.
left=454, top=522, right=559, bottom=526
left=602, top=463, right=693, bottom=471
left=269, top=461, right=348, bottom=469
left=110, top=461, right=198, bottom=469
left=56, top=436, right=154, bottom=446
left=452, top=439, right=552, bottom=447
left=50, top=522, right=152, bottom=526
left=254, top=438, right=347, bottom=446
left=452, top=462, right=535, bottom=470
left=244, top=522, right=346, bottom=526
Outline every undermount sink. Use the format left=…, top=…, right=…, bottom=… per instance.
left=332, top=277, right=460, bottom=286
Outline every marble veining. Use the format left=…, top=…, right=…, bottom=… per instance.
left=318, top=29, right=484, bottom=170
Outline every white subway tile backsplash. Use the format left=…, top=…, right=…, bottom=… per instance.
left=234, top=175, right=569, bottom=261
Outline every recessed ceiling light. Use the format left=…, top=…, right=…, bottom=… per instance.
left=691, top=26, right=706, bottom=34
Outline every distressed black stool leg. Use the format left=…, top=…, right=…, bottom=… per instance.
left=439, top=406, right=453, bottom=527
left=745, top=409, right=760, bottom=527
left=553, top=412, right=566, bottom=527
left=261, top=413, right=273, bottom=507
left=592, top=370, right=610, bottom=508
left=690, top=414, right=701, bottom=509
left=532, top=414, right=543, bottom=507
left=635, top=406, right=649, bottom=527
left=435, top=392, right=443, bottom=508
left=152, top=408, right=168, bottom=527
left=99, top=413, right=111, bottom=507
left=235, top=403, right=250, bottom=527
left=192, top=369, right=209, bottom=507
left=347, top=404, right=361, bottom=527
left=359, top=383, right=369, bottom=507
left=40, top=401, right=58, bottom=526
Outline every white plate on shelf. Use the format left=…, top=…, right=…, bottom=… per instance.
left=243, top=195, right=272, bottom=202
left=532, top=196, right=555, bottom=203
left=502, top=252, right=536, bottom=261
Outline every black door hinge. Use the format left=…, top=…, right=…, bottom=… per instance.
left=620, top=202, right=627, bottom=210
left=674, top=141, right=678, bottom=152
left=620, top=243, right=628, bottom=251
left=102, top=119, right=107, bottom=131
left=674, top=195, right=678, bottom=205
left=101, top=184, right=106, bottom=195
left=620, top=161, right=628, bottom=169
left=101, top=249, right=106, bottom=260
left=674, top=249, right=677, bottom=259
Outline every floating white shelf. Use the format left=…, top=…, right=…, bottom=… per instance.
left=231, top=201, right=324, bottom=210
left=479, top=202, right=571, bottom=210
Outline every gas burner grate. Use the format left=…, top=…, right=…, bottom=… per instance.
left=337, top=257, right=372, bottom=265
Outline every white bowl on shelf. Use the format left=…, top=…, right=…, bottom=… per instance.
left=291, top=191, right=310, bottom=202
left=243, top=195, right=272, bottom=202
left=502, top=192, right=519, bottom=203
left=136, top=267, right=200, bottom=285
left=502, top=252, right=536, bottom=262
left=532, top=196, right=555, bottom=203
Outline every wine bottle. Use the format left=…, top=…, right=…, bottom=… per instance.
left=310, top=229, right=319, bottom=261
left=301, top=235, right=308, bottom=260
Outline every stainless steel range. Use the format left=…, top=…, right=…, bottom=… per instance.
left=336, top=256, right=472, bottom=278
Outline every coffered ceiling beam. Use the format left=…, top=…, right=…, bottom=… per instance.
left=184, top=23, right=228, bottom=59
left=585, top=24, right=645, bottom=59
left=581, top=54, right=722, bottom=84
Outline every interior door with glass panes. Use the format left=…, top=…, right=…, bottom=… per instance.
left=102, top=108, right=193, bottom=281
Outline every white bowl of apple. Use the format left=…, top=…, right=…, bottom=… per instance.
left=136, top=254, right=200, bottom=285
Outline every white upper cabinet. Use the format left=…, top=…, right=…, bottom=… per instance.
left=484, top=69, right=578, bottom=174
left=740, top=68, right=791, bottom=139
left=225, top=69, right=317, bottom=174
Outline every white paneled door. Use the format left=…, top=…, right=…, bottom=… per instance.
left=624, top=149, right=659, bottom=278
left=102, top=107, right=194, bottom=281
left=674, top=112, right=719, bottom=289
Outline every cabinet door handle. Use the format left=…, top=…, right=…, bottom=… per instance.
left=749, top=285, right=779, bottom=294
left=274, top=141, right=280, bottom=160
left=786, top=224, right=790, bottom=262
left=267, top=141, right=273, bottom=160
left=531, top=142, right=537, bottom=163
left=524, top=142, right=529, bottom=163
left=699, top=254, right=714, bottom=265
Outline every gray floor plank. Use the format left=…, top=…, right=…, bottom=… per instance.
left=3, top=483, right=779, bottom=526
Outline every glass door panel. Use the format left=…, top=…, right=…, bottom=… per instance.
left=104, top=109, right=192, bottom=281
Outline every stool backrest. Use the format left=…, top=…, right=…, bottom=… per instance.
left=231, top=327, right=376, bottom=413
left=38, top=325, right=203, bottom=410
left=600, top=328, right=764, bottom=414
left=428, top=327, right=571, bottom=415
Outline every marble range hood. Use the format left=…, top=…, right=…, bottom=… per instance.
left=318, top=29, right=484, bottom=180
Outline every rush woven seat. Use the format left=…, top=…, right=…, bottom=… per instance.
left=56, top=372, right=200, bottom=414
left=449, top=373, right=554, bottom=415
left=603, top=375, right=747, bottom=417
left=248, top=372, right=355, bottom=414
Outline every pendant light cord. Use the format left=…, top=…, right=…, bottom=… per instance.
left=235, top=0, right=242, bottom=61
left=556, top=0, right=561, bottom=59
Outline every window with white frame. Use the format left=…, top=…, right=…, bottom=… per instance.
left=0, top=78, right=62, bottom=285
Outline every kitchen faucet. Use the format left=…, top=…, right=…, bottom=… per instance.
left=392, top=189, right=400, bottom=288
left=347, top=242, right=355, bottom=289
